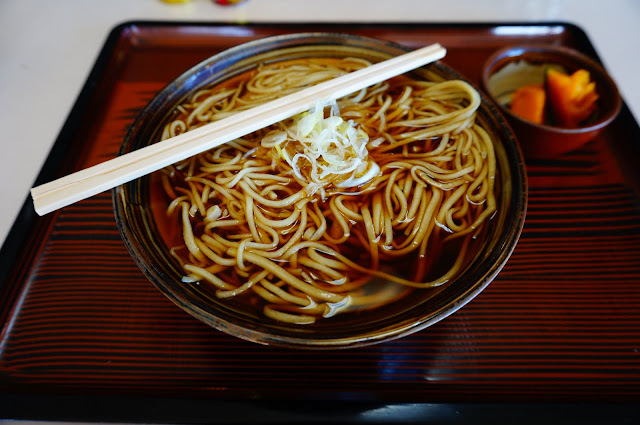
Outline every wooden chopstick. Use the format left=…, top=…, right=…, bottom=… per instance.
left=31, top=43, right=446, bottom=216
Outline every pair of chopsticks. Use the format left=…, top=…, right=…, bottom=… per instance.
left=31, top=43, right=446, bottom=216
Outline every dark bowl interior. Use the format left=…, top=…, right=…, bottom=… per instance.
left=481, top=44, right=622, bottom=157
left=114, top=33, right=527, bottom=349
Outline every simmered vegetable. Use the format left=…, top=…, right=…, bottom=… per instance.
left=546, top=69, right=599, bottom=128
left=510, top=84, right=546, bottom=124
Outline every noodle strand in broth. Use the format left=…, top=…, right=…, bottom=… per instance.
left=157, top=58, right=497, bottom=324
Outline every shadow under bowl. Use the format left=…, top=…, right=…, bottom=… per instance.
left=481, top=44, right=622, bottom=158
left=114, top=33, right=527, bottom=349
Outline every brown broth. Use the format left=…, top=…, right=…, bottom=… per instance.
left=147, top=59, right=494, bottom=322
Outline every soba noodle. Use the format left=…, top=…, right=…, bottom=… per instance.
left=157, top=57, right=497, bottom=324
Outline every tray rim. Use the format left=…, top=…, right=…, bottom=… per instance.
left=2, top=393, right=640, bottom=424
left=1, top=20, right=639, bottom=424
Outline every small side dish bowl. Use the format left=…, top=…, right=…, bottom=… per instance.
left=481, top=44, right=622, bottom=157
left=114, top=33, right=527, bottom=349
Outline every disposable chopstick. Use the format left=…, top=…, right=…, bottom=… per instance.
left=31, top=43, right=446, bottom=216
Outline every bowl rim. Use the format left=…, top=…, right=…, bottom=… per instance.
left=481, top=43, right=622, bottom=134
left=114, top=32, right=528, bottom=349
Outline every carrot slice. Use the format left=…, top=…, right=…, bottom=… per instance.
left=546, top=68, right=599, bottom=128
left=510, top=84, right=546, bottom=124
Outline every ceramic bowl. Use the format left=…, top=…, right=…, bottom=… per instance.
left=481, top=44, right=622, bottom=158
left=114, top=33, right=527, bottom=349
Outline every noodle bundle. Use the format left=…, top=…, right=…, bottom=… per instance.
left=157, top=57, right=497, bottom=324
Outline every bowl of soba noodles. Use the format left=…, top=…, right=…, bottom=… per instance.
left=114, top=33, right=527, bottom=349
